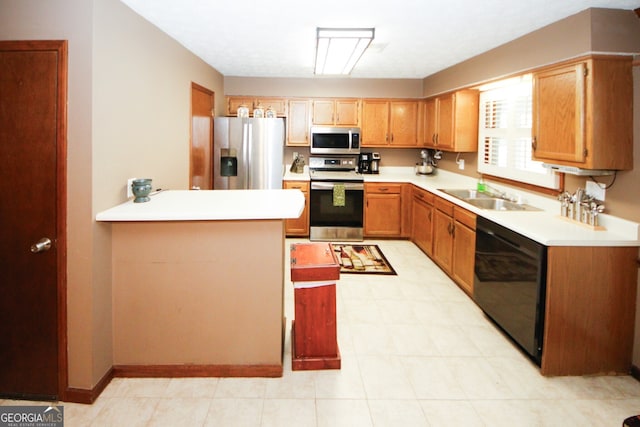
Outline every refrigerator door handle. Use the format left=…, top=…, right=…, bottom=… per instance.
left=246, top=122, right=253, bottom=188
left=242, top=121, right=250, bottom=188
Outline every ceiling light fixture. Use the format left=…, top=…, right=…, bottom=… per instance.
left=314, top=28, right=375, bottom=75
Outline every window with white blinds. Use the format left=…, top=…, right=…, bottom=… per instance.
left=477, top=75, right=559, bottom=189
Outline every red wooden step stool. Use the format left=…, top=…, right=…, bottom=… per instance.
left=290, top=243, right=341, bottom=371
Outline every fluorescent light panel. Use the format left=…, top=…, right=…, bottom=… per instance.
left=315, top=28, right=375, bottom=75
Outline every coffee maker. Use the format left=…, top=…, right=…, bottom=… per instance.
left=358, top=152, right=372, bottom=174
left=370, top=152, right=380, bottom=174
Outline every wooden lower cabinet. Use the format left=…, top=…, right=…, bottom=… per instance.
left=431, top=195, right=476, bottom=294
left=411, top=186, right=434, bottom=256
left=541, top=246, right=637, bottom=376
left=364, top=183, right=403, bottom=237
left=283, top=181, right=309, bottom=236
left=451, top=207, right=476, bottom=295
left=432, top=197, right=455, bottom=274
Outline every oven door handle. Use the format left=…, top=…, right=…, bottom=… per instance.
left=311, top=181, right=364, bottom=191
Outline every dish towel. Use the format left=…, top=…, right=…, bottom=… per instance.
left=333, top=184, right=346, bottom=207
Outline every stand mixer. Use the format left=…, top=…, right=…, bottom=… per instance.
left=415, top=149, right=438, bottom=175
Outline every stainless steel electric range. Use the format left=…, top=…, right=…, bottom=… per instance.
left=308, top=155, right=364, bottom=242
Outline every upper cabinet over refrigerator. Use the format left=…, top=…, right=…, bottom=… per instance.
left=213, top=117, right=285, bottom=190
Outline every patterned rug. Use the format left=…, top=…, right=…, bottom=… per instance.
left=330, top=244, right=397, bottom=275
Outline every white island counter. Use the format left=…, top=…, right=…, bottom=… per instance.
left=96, top=189, right=305, bottom=378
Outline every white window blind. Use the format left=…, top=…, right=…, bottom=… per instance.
left=477, top=75, right=559, bottom=189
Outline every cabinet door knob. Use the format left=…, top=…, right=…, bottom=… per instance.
left=532, top=137, right=537, bottom=151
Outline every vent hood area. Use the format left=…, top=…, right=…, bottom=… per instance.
left=542, top=163, right=616, bottom=176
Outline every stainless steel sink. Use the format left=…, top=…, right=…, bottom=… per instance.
left=438, top=189, right=493, bottom=199
left=438, top=188, right=542, bottom=211
left=464, top=198, right=542, bottom=211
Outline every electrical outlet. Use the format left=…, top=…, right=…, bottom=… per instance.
left=127, top=178, right=137, bottom=198
left=458, top=159, right=465, bottom=170
left=586, top=181, right=606, bottom=201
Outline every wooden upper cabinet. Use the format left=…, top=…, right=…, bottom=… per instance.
left=389, top=101, right=418, bottom=146
left=361, top=100, right=390, bottom=145
left=287, top=99, right=311, bottom=146
left=532, top=63, right=585, bottom=163
left=362, top=99, right=419, bottom=147
left=422, top=98, right=437, bottom=146
left=335, top=99, right=360, bottom=125
left=226, top=96, right=287, bottom=117
left=226, top=96, right=255, bottom=116
left=422, top=90, right=479, bottom=152
left=312, top=98, right=360, bottom=126
left=436, top=95, right=455, bottom=150
left=532, top=56, right=633, bottom=170
left=256, top=98, right=288, bottom=116
left=312, top=100, right=335, bottom=125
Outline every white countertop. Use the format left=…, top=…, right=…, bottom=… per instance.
left=284, top=165, right=640, bottom=247
left=96, top=189, right=305, bottom=222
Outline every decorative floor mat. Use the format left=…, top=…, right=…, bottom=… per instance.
left=330, top=244, right=397, bottom=275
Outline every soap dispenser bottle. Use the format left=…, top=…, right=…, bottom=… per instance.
left=477, top=176, right=486, bottom=192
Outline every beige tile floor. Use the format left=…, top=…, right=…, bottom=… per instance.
left=2, top=239, right=640, bottom=426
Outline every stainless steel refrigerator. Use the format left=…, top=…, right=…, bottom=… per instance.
left=213, top=117, right=285, bottom=190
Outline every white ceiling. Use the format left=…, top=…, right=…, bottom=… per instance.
left=119, top=0, right=640, bottom=79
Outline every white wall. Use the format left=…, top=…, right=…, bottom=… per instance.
left=1, top=0, right=224, bottom=390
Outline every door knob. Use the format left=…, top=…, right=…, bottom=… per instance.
left=31, top=237, right=52, bottom=253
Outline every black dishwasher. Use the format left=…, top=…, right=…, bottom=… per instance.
left=474, top=217, right=547, bottom=365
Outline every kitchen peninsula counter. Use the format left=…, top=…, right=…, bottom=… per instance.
left=96, top=189, right=305, bottom=221
left=96, top=189, right=305, bottom=377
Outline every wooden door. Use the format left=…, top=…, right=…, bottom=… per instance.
left=0, top=40, right=67, bottom=400
left=389, top=101, right=418, bottom=146
left=532, top=63, right=586, bottom=163
left=361, top=100, right=389, bottom=146
left=190, top=83, right=214, bottom=190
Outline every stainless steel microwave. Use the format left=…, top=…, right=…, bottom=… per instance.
left=310, top=126, right=360, bottom=155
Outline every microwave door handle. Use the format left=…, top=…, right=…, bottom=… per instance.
left=348, top=129, right=352, bottom=151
